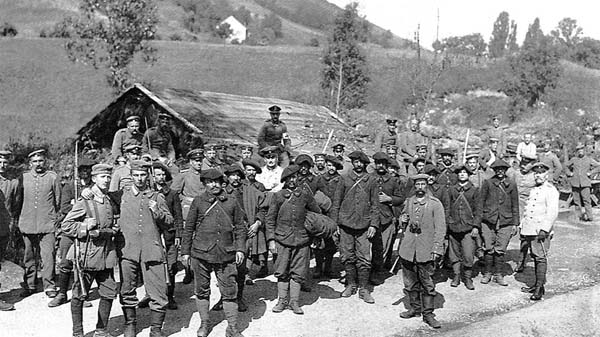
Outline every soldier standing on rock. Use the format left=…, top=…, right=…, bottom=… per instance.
left=374, top=119, right=399, bottom=151
left=111, top=115, right=143, bottom=161
left=398, top=174, right=446, bottom=329
left=257, top=105, right=291, bottom=167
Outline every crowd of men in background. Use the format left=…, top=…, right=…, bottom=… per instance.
left=0, top=106, right=596, bottom=336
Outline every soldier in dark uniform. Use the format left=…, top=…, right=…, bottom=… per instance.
left=257, top=105, right=291, bottom=167
left=374, top=119, right=399, bottom=151
left=61, top=164, right=119, bottom=337
left=0, top=150, right=18, bottom=311
left=331, top=151, right=380, bottom=304
left=436, top=148, right=458, bottom=195
left=182, top=169, right=247, bottom=337
left=202, top=144, right=224, bottom=171
left=111, top=115, right=143, bottom=161
left=312, top=153, right=327, bottom=176
left=142, top=113, right=176, bottom=162
left=267, top=165, right=321, bottom=315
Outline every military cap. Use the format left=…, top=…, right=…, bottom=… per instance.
left=91, top=163, right=113, bottom=176
left=239, top=145, right=254, bottom=152
left=438, top=148, right=455, bottom=156
left=453, top=164, right=472, bottom=175
left=158, top=112, right=172, bottom=120
left=141, top=153, right=153, bottom=162
left=416, top=143, right=428, bottom=150
left=412, top=157, right=426, bottom=167
left=242, top=159, right=262, bottom=174
left=490, top=159, right=510, bottom=169
left=0, top=150, right=12, bottom=158
left=411, top=173, right=430, bottom=182
left=224, top=165, right=245, bottom=178
left=268, top=105, right=282, bottom=113
left=130, top=160, right=151, bottom=171
left=386, top=144, right=398, bottom=152
left=204, top=144, right=218, bottom=152
left=576, top=142, right=585, bottom=150
left=126, top=115, right=141, bottom=122
left=372, top=152, right=391, bottom=164
left=77, top=157, right=96, bottom=168
left=489, top=137, right=499, bottom=143
left=531, top=162, right=550, bottom=172
left=332, top=143, right=345, bottom=151
left=280, top=164, right=300, bottom=182
left=465, top=152, right=479, bottom=160
left=152, top=161, right=172, bottom=181
left=424, top=164, right=440, bottom=175
left=124, top=144, right=142, bottom=153
left=187, top=148, right=204, bottom=160
left=295, top=154, right=314, bottom=167
left=216, top=144, right=228, bottom=150
left=28, top=149, right=46, bottom=158
left=200, top=169, right=225, bottom=182
left=348, top=150, right=370, bottom=164
left=313, top=153, right=326, bottom=160
left=386, top=119, right=398, bottom=126
left=324, top=155, right=343, bottom=170
left=259, top=145, right=280, bottom=157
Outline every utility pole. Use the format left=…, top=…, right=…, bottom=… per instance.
left=436, top=8, right=440, bottom=42
left=414, top=24, right=421, bottom=61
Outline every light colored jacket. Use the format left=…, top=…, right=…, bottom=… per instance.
left=399, top=194, right=446, bottom=263
left=520, top=182, right=559, bottom=236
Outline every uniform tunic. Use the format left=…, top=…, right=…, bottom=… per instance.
left=256, top=165, right=284, bottom=192
left=398, top=131, right=426, bottom=158
left=538, top=151, right=562, bottom=181
left=519, top=181, right=559, bottom=260
left=142, top=127, right=176, bottom=161
left=374, top=129, right=397, bottom=150
left=565, top=155, right=600, bottom=219
left=0, top=174, right=18, bottom=237
left=201, top=158, right=223, bottom=171
left=399, top=194, right=447, bottom=263
left=447, top=182, right=481, bottom=267
left=111, top=128, right=143, bottom=159
left=483, top=126, right=507, bottom=157
left=171, top=167, right=205, bottom=220
left=109, top=165, right=132, bottom=192
left=257, top=120, right=290, bottom=150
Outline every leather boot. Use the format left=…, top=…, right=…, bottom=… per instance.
left=122, top=307, right=137, bottom=337
left=530, top=260, right=547, bottom=300
left=463, top=268, right=474, bottom=290
left=399, top=291, right=421, bottom=318
left=237, top=282, right=247, bottom=312
left=522, top=262, right=537, bottom=293
left=272, top=281, right=289, bottom=313
left=323, top=254, right=334, bottom=278
left=167, top=276, right=177, bottom=310
left=223, top=300, right=244, bottom=337
left=137, top=295, right=151, bottom=308
left=49, top=271, right=70, bottom=307
left=494, top=254, right=508, bottom=286
left=149, top=310, right=166, bottom=337
left=450, top=263, right=461, bottom=287
left=340, top=264, right=357, bottom=297
left=71, top=298, right=85, bottom=337
left=183, top=267, right=194, bottom=284
left=421, top=295, right=441, bottom=329
left=358, top=268, right=374, bottom=304
left=313, top=252, right=324, bottom=279
left=195, top=298, right=210, bottom=337
left=480, top=254, right=493, bottom=284
left=288, top=280, right=304, bottom=314
left=95, top=298, right=113, bottom=334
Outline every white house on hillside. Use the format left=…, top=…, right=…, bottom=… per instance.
left=219, top=16, right=247, bottom=43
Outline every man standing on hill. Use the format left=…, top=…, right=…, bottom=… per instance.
left=257, top=105, right=291, bottom=167
left=565, top=142, right=600, bottom=221
left=0, top=150, right=18, bottom=311
left=18, top=149, right=61, bottom=299
left=111, top=115, right=143, bottom=161
left=143, top=112, right=176, bottom=162
left=483, top=116, right=506, bottom=158
left=398, top=119, right=426, bottom=163
left=374, top=119, right=399, bottom=151
left=537, top=139, right=562, bottom=182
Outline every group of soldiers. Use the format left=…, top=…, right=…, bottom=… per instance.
left=0, top=105, right=593, bottom=336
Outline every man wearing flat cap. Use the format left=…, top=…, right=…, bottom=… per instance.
left=479, top=159, right=519, bottom=287
left=256, top=146, right=284, bottom=192
left=182, top=168, right=247, bottom=336
left=0, top=150, right=18, bottom=310
left=369, top=152, right=405, bottom=286
left=374, top=118, right=399, bottom=151
left=312, top=153, right=327, bottom=176
left=398, top=173, right=446, bottom=329
left=565, top=142, right=600, bottom=221
left=61, top=163, right=119, bottom=337
left=518, top=162, right=559, bottom=301
left=447, top=165, right=481, bottom=290
left=18, top=149, right=61, bottom=299
left=257, top=105, right=292, bottom=168
left=171, top=148, right=206, bottom=222
left=267, top=164, right=321, bottom=315
left=111, top=114, right=143, bottom=161
left=331, top=150, right=380, bottom=303
left=142, top=112, right=176, bottom=162
left=110, top=144, right=141, bottom=192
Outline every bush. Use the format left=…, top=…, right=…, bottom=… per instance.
left=308, top=38, right=320, bottom=47
left=0, top=22, right=17, bottom=37
left=169, top=33, right=182, bottom=41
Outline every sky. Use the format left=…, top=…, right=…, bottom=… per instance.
left=328, top=0, right=600, bottom=49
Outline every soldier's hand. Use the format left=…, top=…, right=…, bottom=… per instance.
left=182, top=254, right=190, bottom=267
left=269, top=240, right=277, bottom=255
left=367, top=226, right=377, bottom=239
left=537, top=230, right=548, bottom=242
left=470, top=227, right=479, bottom=237
left=248, top=221, right=260, bottom=237
left=236, top=252, right=245, bottom=265
left=81, top=188, right=94, bottom=200
left=431, top=252, right=442, bottom=263
left=378, top=192, right=392, bottom=203
left=174, top=238, right=181, bottom=247
left=148, top=200, right=158, bottom=214
left=511, top=226, right=519, bottom=237
left=88, top=229, right=100, bottom=238
left=400, top=214, right=409, bottom=223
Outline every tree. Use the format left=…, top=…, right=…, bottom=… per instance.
left=439, top=33, right=487, bottom=58
left=551, top=17, right=583, bottom=58
left=63, top=0, right=158, bottom=93
left=507, top=20, right=519, bottom=53
left=233, top=5, right=252, bottom=26
left=215, top=22, right=233, bottom=40
left=523, top=18, right=544, bottom=49
left=489, top=11, right=509, bottom=58
left=504, top=35, right=562, bottom=108
left=320, top=2, right=369, bottom=113
left=572, top=37, right=600, bottom=69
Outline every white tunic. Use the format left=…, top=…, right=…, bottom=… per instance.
left=256, top=165, right=284, bottom=192
left=520, top=181, right=559, bottom=236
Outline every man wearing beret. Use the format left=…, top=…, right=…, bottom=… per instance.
left=61, top=164, right=119, bottom=337
left=312, top=153, right=327, bottom=176
left=331, top=150, right=380, bottom=303
left=18, top=149, right=61, bottom=298
left=182, top=169, right=247, bottom=337
left=518, top=162, right=559, bottom=301
left=142, top=112, right=176, bottom=162
left=447, top=165, right=481, bottom=290
left=370, top=152, right=405, bottom=286
left=111, top=114, right=143, bottom=161
left=109, top=144, right=141, bottom=192
left=267, top=165, right=321, bottom=314
left=398, top=174, right=446, bottom=329
left=257, top=105, right=292, bottom=167
left=374, top=119, right=399, bottom=151
left=256, top=146, right=284, bottom=192
left=565, top=142, right=600, bottom=221
left=479, top=159, right=519, bottom=286
left=0, top=150, right=18, bottom=310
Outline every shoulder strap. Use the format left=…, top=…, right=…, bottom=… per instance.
left=345, top=174, right=368, bottom=199
left=204, top=199, right=219, bottom=216
left=453, top=189, right=474, bottom=217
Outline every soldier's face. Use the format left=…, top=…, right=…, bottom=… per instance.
left=228, top=172, right=242, bottom=187
left=533, top=170, right=548, bottom=185
left=127, top=120, right=140, bottom=134
left=131, top=170, right=148, bottom=188
left=205, top=179, right=223, bottom=194
left=410, top=121, right=418, bottom=132
left=333, top=148, right=344, bottom=157
left=126, top=151, right=140, bottom=161
left=241, top=149, right=252, bottom=159
left=387, top=124, right=396, bottom=132
left=416, top=162, right=425, bottom=173
left=375, top=160, right=388, bottom=174
left=351, top=159, right=365, bottom=173
left=386, top=149, right=397, bottom=159
left=30, top=155, right=46, bottom=173
left=493, top=119, right=500, bottom=128
left=265, top=155, right=278, bottom=168
left=299, top=163, right=311, bottom=176
left=326, top=162, right=337, bottom=175
left=457, top=169, right=469, bottom=182
left=442, top=154, right=453, bottom=165
left=494, top=167, right=507, bottom=179
left=466, top=158, right=478, bottom=171
left=206, top=149, right=216, bottom=160
left=0, top=157, right=8, bottom=173
left=284, top=174, right=298, bottom=189
left=490, top=141, right=498, bottom=151
left=414, top=180, right=427, bottom=196
left=543, top=143, right=550, bottom=152
left=315, top=157, right=325, bottom=169
left=427, top=174, right=437, bottom=185
left=154, top=168, right=167, bottom=185
left=158, top=117, right=170, bottom=129
left=190, top=158, right=203, bottom=171
left=417, top=147, right=427, bottom=158
left=270, top=112, right=280, bottom=123
left=92, top=173, right=111, bottom=191
left=244, top=166, right=257, bottom=181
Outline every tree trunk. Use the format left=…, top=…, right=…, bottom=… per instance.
left=336, top=60, right=344, bottom=115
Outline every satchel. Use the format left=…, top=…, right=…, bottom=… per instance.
left=304, top=211, right=337, bottom=239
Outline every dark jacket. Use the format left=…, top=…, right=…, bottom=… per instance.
left=332, top=171, right=381, bottom=230
left=480, top=176, right=519, bottom=227
left=266, top=187, right=320, bottom=247
left=371, top=173, right=404, bottom=225
left=182, top=190, right=247, bottom=264
left=448, top=181, right=481, bottom=233
left=316, top=172, right=343, bottom=217
left=436, top=164, right=458, bottom=190
left=158, top=186, right=184, bottom=242
left=257, top=120, right=290, bottom=149
left=428, top=183, right=451, bottom=225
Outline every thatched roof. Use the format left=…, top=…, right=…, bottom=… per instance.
left=76, top=83, right=347, bottom=157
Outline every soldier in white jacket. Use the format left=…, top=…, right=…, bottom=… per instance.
left=518, top=162, right=559, bottom=301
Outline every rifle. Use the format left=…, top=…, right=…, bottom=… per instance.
left=74, top=141, right=79, bottom=197
left=161, top=233, right=171, bottom=286
left=144, top=116, right=157, bottom=189
left=74, top=238, right=87, bottom=297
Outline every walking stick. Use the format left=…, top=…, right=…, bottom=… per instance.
left=322, top=129, right=334, bottom=153
left=462, top=128, right=470, bottom=164
left=74, top=238, right=87, bottom=297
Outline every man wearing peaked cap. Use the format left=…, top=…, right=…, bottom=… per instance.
left=258, top=105, right=291, bottom=168
left=565, top=141, right=600, bottom=221
left=142, top=111, right=176, bottom=163
left=112, top=114, right=143, bottom=161
left=479, top=137, right=500, bottom=171
left=312, top=153, right=327, bottom=176
left=256, top=146, right=284, bottom=192
left=0, top=149, right=16, bottom=310
left=332, top=143, right=352, bottom=175
left=374, top=118, right=399, bottom=151
left=172, top=147, right=206, bottom=226
left=484, top=115, right=507, bottom=158
left=466, top=152, right=491, bottom=189
left=187, top=148, right=204, bottom=160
